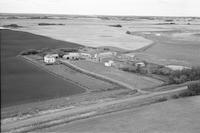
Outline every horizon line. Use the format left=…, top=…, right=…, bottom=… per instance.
left=0, top=12, right=200, bottom=18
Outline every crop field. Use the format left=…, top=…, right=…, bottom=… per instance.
left=1, top=29, right=85, bottom=107
left=70, top=60, right=163, bottom=89
left=42, top=96, right=200, bottom=133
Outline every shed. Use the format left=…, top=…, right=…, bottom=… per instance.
left=63, top=52, right=80, bottom=60
left=120, top=53, right=135, bottom=61
left=50, top=54, right=59, bottom=58
left=80, top=53, right=92, bottom=59
left=135, top=62, right=145, bottom=67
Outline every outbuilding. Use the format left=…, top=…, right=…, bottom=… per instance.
left=135, top=62, right=145, bottom=67
left=63, top=52, right=80, bottom=60
left=44, top=55, right=56, bottom=65
left=80, top=53, right=92, bottom=59
left=119, top=53, right=135, bottom=61
left=50, top=54, right=59, bottom=58
left=104, top=60, right=115, bottom=67
left=166, top=65, right=191, bottom=71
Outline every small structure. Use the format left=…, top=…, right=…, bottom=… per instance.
left=135, top=62, right=145, bottom=67
left=80, top=53, right=92, bottom=59
left=44, top=55, right=56, bottom=65
left=63, top=52, right=80, bottom=60
left=119, top=53, right=135, bottom=61
left=104, top=60, right=115, bottom=67
left=155, top=33, right=161, bottom=36
left=166, top=65, right=191, bottom=71
left=50, top=54, right=59, bottom=58
left=96, top=52, right=117, bottom=62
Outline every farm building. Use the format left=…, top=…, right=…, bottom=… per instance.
left=80, top=53, right=92, bottom=59
left=50, top=54, right=59, bottom=58
left=63, top=52, right=80, bottom=60
left=104, top=60, right=115, bottom=67
left=44, top=55, right=56, bottom=64
left=95, top=52, right=117, bottom=62
left=166, top=65, right=191, bottom=71
left=135, top=62, right=145, bottom=67
left=119, top=53, right=135, bottom=61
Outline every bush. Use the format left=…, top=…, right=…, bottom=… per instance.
left=58, top=51, right=65, bottom=58
left=188, top=82, right=200, bottom=95
left=120, top=66, right=137, bottom=73
left=20, top=49, right=39, bottom=55
left=150, top=65, right=172, bottom=76
left=38, top=23, right=65, bottom=26
left=156, top=97, right=168, bottom=102
left=126, top=31, right=131, bottom=34
left=109, top=24, right=122, bottom=27
left=59, top=48, right=78, bottom=52
left=3, top=24, right=22, bottom=28
left=172, top=82, right=200, bottom=98
left=169, top=67, right=200, bottom=84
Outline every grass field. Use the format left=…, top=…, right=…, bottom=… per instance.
left=134, top=31, right=200, bottom=67
left=27, top=55, right=119, bottom=92
left=1, top=29, right=85, bottom=107
left=42, top=96, right=200, bottom=133
left=70, top=60, right=163, bottom=89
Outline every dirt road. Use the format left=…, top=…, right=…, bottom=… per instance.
left=1, top=86, right=187, bottom=133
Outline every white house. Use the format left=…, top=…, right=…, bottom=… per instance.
left=104, top=60, right=115, bottom=67
left=44, top=55, right=56, bottom=64
left=63, top=52, right=80, bottom=60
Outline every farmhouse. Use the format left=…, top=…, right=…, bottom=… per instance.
left=44, top=55, right=56, bottom=64
left=63, top=52, right=80, bottom=60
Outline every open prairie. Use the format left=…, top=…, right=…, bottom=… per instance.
left=42, top=96, right=200, bottom=133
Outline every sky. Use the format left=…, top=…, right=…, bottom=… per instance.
left=0, top=0, right=200, bottom=17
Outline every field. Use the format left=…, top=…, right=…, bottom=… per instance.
left=1, top=16, right=200, bottom=132
left=133, top=30, right=200, bottom=67
left=0, top=17, right=153, bottom=50
left=1, top=29, right=85, bottom=107
left=42, top=96, right=200, bottom=133
left=26, top=55, right=120, bottom=92
left=69, top=60, right=163, bottom=89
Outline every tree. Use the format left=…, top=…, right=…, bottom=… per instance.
left=188, top=82, right=200, bottom=95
